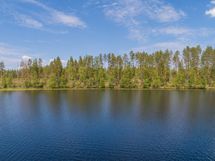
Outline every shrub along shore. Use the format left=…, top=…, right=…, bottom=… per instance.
left=1, top=45, right=215, bottom=89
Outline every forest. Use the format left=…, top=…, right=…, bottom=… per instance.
left=0, top=45, right=215, bottom=89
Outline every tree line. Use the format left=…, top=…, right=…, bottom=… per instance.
left=1, top=45, right=215, bottom=89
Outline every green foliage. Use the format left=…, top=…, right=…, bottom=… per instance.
left=151, top=78, right=162, bottom=88
left=47, top=57, right=65, bottom=88
left=1, top=45, right=215, bottom=89
left=1, top=72, right=13, bottom=88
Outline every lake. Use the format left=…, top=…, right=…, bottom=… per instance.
left=0, top=90, right=215, bottom=161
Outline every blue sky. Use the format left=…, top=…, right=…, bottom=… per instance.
left=1, top=0, right=215, bottom=68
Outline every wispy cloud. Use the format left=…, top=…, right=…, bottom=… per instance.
left=102, top=0, right=145, bottom=40
left=93, top=0, right=185, bottom=41
left=132, top=26, right=215, bottom=52
left=103, top=0, right=142, bottom=25
left=86, top=0, right=215, bottom=51
left=14, top=14, right=43, bottom=29
left=93, top=0, right=185, bottom=22
left=0, top=0, right=86, bottom=31
left=51, top=11, right=86, bottom=28
left=23, top=0, right=86, bottom=28
left=143, top=0, right=185, bottom=22
left=99, top=0, right=190, bottom=51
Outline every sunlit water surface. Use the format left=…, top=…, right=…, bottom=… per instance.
left=0, top=90, right=215, bottom=161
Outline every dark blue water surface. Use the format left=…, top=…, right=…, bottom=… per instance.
left=0, top=90, right=215, bottom=161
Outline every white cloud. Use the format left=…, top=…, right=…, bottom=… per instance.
left=99, top=0, right=185, bottom=41
left=52, top=11, right=86, bottom=28
left=206, top=0, right=215, bottom=17
left=0, top=0, right=86, bottom=30
left=206, top=8, right=215, bottom=17
left=48, top=58, right=67, bottom=67
left=102, top=0, right=185, bottom=23
left=22, top=55, right=32, bottom=61
left=23, top=0, right=86, bottom=28
left=104, top=0, right=142, bottom=25
left=103, top=0, right=145, bottom=40
left=14, top=14, right=43, bottom=29
left=143, top=0, right=185, bottom=22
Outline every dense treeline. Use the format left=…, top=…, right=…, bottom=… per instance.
left=1, top=45, right=215, bottom=89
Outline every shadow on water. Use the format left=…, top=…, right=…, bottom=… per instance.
left=63, top=90, right=105, bottom=119
left=107, top=90, right=136, bottom=118
left=18, top=91, right=42, bottom=118
left=1, top=90, right=215, bottom=122
left=134, top=90, right=172, bottom=121
left=43, top=91, right=63, bottom=116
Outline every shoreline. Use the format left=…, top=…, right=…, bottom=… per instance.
left=1, top=87, right=215, bottom=91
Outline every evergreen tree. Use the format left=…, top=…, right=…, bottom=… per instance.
left=1, top=45, right=215, bottom=89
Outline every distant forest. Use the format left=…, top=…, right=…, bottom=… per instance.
left=1, top=45, right=215, bottom=89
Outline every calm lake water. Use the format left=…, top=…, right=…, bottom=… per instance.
left=0, top=90, right=215, bottom=161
